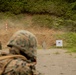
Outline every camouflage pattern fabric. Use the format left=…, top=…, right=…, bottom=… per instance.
left=2, top=58, right=33, bottom=75
left=7, top=30, right=37, bottom=63
left=0, top=30, right=41, bottom=75
left=0, top=54, right=41, bottom=75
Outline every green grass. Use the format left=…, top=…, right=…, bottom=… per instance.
left=54, top=32, right=76, bottom=53
left=66, top=47, right=76, bottom=53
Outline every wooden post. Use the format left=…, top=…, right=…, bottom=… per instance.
left=0, top=41, right=2, bottom=50
left=6, top=23, right=8, bottom=31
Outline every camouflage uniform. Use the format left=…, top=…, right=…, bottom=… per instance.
left=0, top=30, right=39, bottom=75
left=7, top=30, right=37, bottom=63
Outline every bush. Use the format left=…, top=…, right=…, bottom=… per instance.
left=65, top=32, right=76, bottom=47
left=32, top=15, right=53, bottom=28
left=60, top=19, right=76, bottom=32
left=0, top=0, right=75, bottom=18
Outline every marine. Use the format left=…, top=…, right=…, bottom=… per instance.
left=0, top=30, right=40, bottom=75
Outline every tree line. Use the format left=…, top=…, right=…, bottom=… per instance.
left=0, top=0, right=76, bottom=17
left=0, top=0, right=76, bottom=32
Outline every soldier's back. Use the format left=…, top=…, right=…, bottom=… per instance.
left=0, top=55, right=42, bottom=75
left=3, top=58, right=32, bottom=75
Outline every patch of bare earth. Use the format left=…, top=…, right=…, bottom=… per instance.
left=36, top=49, right=76, bottom=75
left=0, top=26, right=59, bottom=49
left=0, top=14, right=65, bottom=49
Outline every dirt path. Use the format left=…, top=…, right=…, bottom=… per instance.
left=36, top=49, right=76, bottom=75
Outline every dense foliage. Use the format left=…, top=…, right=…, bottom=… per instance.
left=0, top=0, right=76, bottom=31
left=0, top=0, right=76, bottom=16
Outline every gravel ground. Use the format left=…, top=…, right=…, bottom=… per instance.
left=36, top=49, right=76, bottom=75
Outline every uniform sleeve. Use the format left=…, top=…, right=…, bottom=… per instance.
left=3, top=59, right=33, bottom=75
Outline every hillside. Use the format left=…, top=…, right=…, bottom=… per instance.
left=0, top=13, right=76, bottom=52
left=0, top=0, right=76, bottom=32
left=0, top=14, right=64, bottom=49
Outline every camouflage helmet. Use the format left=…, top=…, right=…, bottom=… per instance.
left=7, top=30, right=37, bottom=61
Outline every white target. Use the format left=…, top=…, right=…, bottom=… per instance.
left=56, top=40, right=63, bottom=47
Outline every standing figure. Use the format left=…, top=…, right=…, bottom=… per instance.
left=42, top=41, right=46, bottom=50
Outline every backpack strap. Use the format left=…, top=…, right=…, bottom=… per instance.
left=0, top=55, right=27, bottom=61
left=0, top=59, right=12, bottom=75
left=0, top=55, right=36, bottom=75
left=0, top=55, right=27, bottom=75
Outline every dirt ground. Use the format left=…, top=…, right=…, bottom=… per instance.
left=36, top=49, right=76, bottom=75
